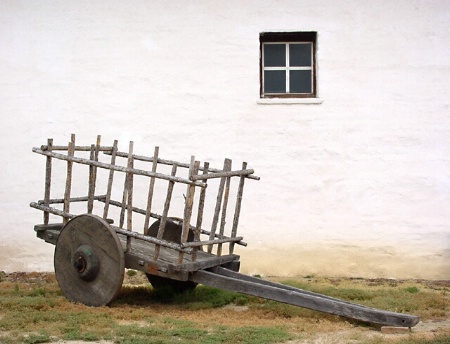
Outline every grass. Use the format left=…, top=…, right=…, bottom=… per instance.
left=0, top=272, right=449, bottom=343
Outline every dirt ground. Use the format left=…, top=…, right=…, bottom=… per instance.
left=2, top=272, right=449, bottom=344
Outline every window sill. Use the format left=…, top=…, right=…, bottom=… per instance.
left=257, top=98, right=323, bottom=105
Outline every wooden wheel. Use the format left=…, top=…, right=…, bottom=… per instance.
left=54, top=214, right=124, bottom=306
left=146, top=218, right=197, bottom=292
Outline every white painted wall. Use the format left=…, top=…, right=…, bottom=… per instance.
left=1, top=0, right=449, bottom=278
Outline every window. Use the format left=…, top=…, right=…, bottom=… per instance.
left=260, top=32, right=317, bottom=98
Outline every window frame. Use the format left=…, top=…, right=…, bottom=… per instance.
left=260, top=32, right=317, bottom=99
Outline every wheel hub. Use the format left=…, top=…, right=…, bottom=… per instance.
left=71, top=245, right=99, bottom=282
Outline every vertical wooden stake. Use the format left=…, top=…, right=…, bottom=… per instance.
left=64, top=135, right=75, bottom=225
left=43, top=138, right=53, bottom=225
left=217, top=160, right=232, bottom=256
left=178, top=157, right=199, bottom=264
left=87, top=145, right=95, bottom=214
left=144, top=146, right=159, bottom=235
left=229, top=162, right=247, bottom=254
left=88, top=135, right=101, bottom=214
left=103, top=140, right=118, bottom=220
left=126, top=141, right=134, bottom=252
left=208, top=158, right=231, bottom=253
left=193, top=161, right=209, bottom=261
left=153, top=163, right=177, bottom=261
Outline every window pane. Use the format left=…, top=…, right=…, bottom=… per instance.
left=289, top=43, right=312, bottom=67
left=264, top=70, right=286, bottom=93
left=264, top=44, right=286, bottom=67
left=290, top=70, right=312, bottom=93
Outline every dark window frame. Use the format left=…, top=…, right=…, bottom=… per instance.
left=260, top=32, right=317, bottom=98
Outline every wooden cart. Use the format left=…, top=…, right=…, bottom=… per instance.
left=30, top=135, right=419, bottom=328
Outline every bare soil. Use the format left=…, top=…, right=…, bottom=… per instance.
left=1, top=272, right=449, bottom=344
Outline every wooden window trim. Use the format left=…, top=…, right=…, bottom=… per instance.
left=260, top=32, right=317, bottom=99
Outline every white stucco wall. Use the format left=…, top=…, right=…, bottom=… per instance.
left=1, top=0, right=449, bottom=278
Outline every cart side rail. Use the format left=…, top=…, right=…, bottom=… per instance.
left=31, top=134, right=258, bottom=262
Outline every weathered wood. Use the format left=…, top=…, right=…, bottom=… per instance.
left=32, top=147, right=207, bottom=187
left=191, top=168, right=254, bottom=180
left=64, top=137, right=75, bottom=225
left=87, top=145, right=96, bottom=214
left=208, top=159, right=231, bottom=253
left=182, top=236, right=244, bottom=247
left=178, top=158, right=199, bottom=264
left=217, top=159, right=232, bottom=256
left=87, top=135, right=101, bottom=214
left=193, top=161, right=209, bottom=260
left=39, top=195, right=107, bottom=205
left=230, top=162, right=247, bottom=254
left=54, top=214, right=124, bottom=306
left=191, top=269, right=420, bottom=328
left=154, top=163, right=177, bottom=260
left=126, top=141, right=134, bottom=252
left=103, top=150, right=260, bottom=181
left=31, top=202, right=187, bottom=251
left=41, top=145, right=113, bottom=152
left=102, top=140, right=118, bottom=220
left=143, top=147, right=159, bottom=232
left=43, top=138, right=53, bottom=225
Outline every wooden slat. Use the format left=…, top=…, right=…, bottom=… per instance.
left=102, top=140, right=118, bottom=220
left=144, top=147, right=159, bottom=233
left=217, top=159, right=232, bottom=256
left=153, top=163, right=177, bottom=261
left=63, top=136, right=75, bottom=225
left=230, top=162, right=247, bottom=254
left=208, top=159, right=231, bottom=253
left=32, top=147, right=206, bottom=187
left=126, top=141, right=134, bottom=252
left=191, top=168, right=254, bottom=180
left=103, top=150, right=260, bottom=181
left=40, top=145, right=113, bottom=152
left=178, top=158, right=199, bottom=263
left=87, top=144, right=96, bottom=214
left=193, top=161, right=209, bottom=260
left=29, top=202, right=193, bottom=253
left=43, top=138, right=53, bottom=225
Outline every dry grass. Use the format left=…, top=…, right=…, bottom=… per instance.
left=0, top=271, right=449, bottom=343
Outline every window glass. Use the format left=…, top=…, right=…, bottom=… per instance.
left=289, top=43, right=311, bottom=67
left=264, top=70, right=286, bottom=93
left=263, top=44, right=286, bottom=67
left=290, top=70, right=312, bottom=93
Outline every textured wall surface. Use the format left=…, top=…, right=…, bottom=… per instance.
left=1, top=0, right=449, bottom=278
